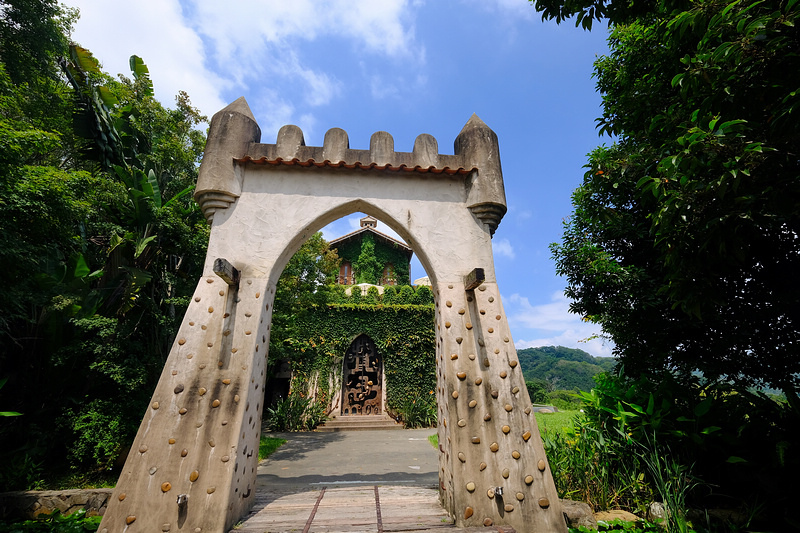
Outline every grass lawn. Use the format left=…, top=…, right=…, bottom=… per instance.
left=259, top=436, right=287, bottom=460
left=428, top=410, right=580, bottom=447
left=535, top=409, right=580, bottom=436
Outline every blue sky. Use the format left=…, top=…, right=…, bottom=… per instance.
left=66, top=0, right=614, bottom=357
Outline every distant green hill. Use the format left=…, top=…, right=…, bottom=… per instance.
left=518, top=346, right=616, bottom=392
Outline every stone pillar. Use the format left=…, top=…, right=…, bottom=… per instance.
left=436, top=281, right=566, bottom=532
left=97, top=275, right=275, bottom=533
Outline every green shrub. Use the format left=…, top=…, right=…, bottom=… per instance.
left=264, top=394, right=327, bottom=432
left=395, top=393, right=436, bottom=429
left=0, top=509, right=102, bottom=532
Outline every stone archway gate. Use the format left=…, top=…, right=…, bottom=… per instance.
left=98, top=98, right=567, bottom=533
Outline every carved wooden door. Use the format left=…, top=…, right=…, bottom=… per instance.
left=342, top=335, right=382, bottom=415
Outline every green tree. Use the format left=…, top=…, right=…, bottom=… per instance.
left=545, top=0, right=800, bottom=394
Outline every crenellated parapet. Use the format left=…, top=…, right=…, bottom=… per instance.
left=195, top=98, right=507, bottom=233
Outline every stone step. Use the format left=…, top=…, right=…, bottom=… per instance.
left=316, top=414, right=404, bottom=432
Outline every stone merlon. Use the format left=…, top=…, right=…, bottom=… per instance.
left=195, top=97, right=507, bottom=232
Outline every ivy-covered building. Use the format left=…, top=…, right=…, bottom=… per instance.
left=329, top=216, right=412, bottom=286
left=265, top=217, right=436, bottom=428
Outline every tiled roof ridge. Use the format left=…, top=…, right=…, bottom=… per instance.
left=234, top=155, right=474, bottom=175
left=328, top=225, right=413, bottom=252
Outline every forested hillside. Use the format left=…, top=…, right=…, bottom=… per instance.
left=518, top=345, right=615, bottom=392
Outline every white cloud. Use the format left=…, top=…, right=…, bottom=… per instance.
left=67, top=0, right=422, bottom=124
left=493, top=238, right=515, bottom=259
left=67, top=0, right=229, bottom=117
left=506, top=292, right=614, bottom=358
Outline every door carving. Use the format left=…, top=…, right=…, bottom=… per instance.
left=342, top=335, right=381, bottom=415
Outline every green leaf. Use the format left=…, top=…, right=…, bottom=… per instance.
left=694, top=397, right=713, bottom=417
left=726, top=456, right=748, bottom=463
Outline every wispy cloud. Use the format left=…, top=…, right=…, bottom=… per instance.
left=506, top=291, right=614, bottom=358
left=493, top=238, right=516, bottom=259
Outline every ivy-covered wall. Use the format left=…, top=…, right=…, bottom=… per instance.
left=283, top=286, right=436, bottom=416
left=334, top=231, right=411, bottom=285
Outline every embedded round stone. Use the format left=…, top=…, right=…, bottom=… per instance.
left=504, top=504, right=514, bottom=512
left=499, top=371, right=507, bottom=379
left=483, top=358, right=490, bottom=367
left=445, top=321, right=451, bottom=328
left=491, top=390, right=499, bottom=399
left=179, top=408, right=187, bottom=415
left=234, top=395, right=240, bottom=403
left=484, top=518, right=493, bottom=527
left=525, top=475, right=534, bottom=485
left=126, top=516, right=136, bottom=525
left=139, top=445, right=148, bottom=453
left=255, top=292, right=261, bottom=298
left=149, top=467, right=158, bottom=475
left=466, top=482, right=476, bottom=492
left=474, top=377, right=482, bottom=385
left=490, top=442, right=499, bottom=452
left=450, top=354, right=458, bottom=360
left=469, top=353, right=476, bottom=360
left=458, top=309, right=466, bottom=315
left=502, top=468, right=509, bottom=478
left=198, top=387, right=207, bottom=396
left=504, top=404, right=513, bottom=412
left=538, top=459, right=546, bottom=471
left=190, top=471, right=199, bottom=482
left=469, top=400, right=478, bottom=408
left=457, top=419, right=466, bottom=427
left=208, top=307, right=214, bottom=313
left=516, top=492, right=525, bottom=501
left=456, top=337, right=463, bottom=344
left=487, top=489, right=494, bottom=498
left=212, top=399, right=221, bottom=408
left=484, top=413, right=492, bottom=422
left=161, top=482, right=171, bottom=492
left=118, top=493, right=126, bottom=501
left=523, top=431, right=532, bottom=442
left=509, top=360, right=518, bottom=368
left=162, top=524, right=171, bottom=532
left=465, top=507, right=474, bottom=519
left=525, top=407, right=532, bottom=415
left=465, top=323, right=473, bottom=330
left=207, top=487, right=216, bottom=494
left=446, top=301, right=452, bottom=307
left=452, top=391, right=459, bottom=399
left=178, top=338, right=186, bottom=345
left=502, top=425, right=510, bottom=434
left=488, top=328, right=494, bottom=333
left=208, top=440, right=215, bottom=447
left=222, top=378, right=231, bottom=385
left=174, top=384, right=185, bottom=394
left=488, top=296, right=494, bottom=302
left=538, top=498, right=550, bottom=508
left=479, top=462, right=487, bottom=471
left=512, top=386, right=520, bottom=394
left=152, top=402, right=160, bottom=410
left=512, top=450, right=521, bottom=459
left=457, top=372, right=467, bottom=380
left=471, top=437, right=481, bottom=444
left=494, top=348, right=500, bottom=355
left=168, top=438, right=176, bottom=444
left=181, top=449, right=188, bottom=457
left=221, top=456, right=230, bottom=462
left=458, top=452, right=466, bottom=463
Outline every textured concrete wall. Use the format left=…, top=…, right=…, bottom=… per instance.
left=98, top=97, right=566, bottom=532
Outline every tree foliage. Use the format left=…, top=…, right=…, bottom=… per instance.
left=547, top=0, right=800, bottom=393
left=0, top=2, right=208, bottom=489
left=518, top=345, right=615, bottom=391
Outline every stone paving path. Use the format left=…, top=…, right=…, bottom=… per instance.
left=232, top=429, right=516, bottom=533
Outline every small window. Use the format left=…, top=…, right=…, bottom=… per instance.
left=339, top=261, right=353, bottom=285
